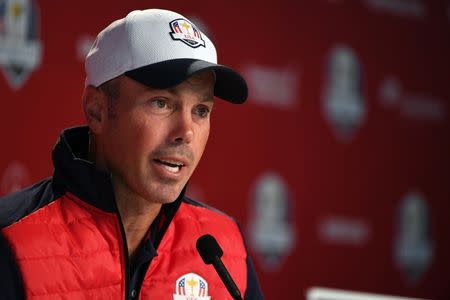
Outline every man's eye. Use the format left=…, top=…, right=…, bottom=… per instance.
left=195, top=106, right=211, bottom=118
left=151, top=99, right=168, bottom=109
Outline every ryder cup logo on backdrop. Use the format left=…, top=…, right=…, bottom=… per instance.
left=248, top=172, right=295, bottom=271
left=0, top=0, right=42, bottom=89
left=173, top=273, right=210, bottom=300
left=394, top=191, right=433, bottom=283
left=322, top=45, right=366, bottom=142
left=170, top=18, right=205, bottom=48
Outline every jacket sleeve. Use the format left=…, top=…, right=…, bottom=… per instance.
left=0, top=231, right=25, bottom=300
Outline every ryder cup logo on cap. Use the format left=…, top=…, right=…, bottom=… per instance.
left=170, top=18, right=205, bottom=48
left=173, top=273, right=210, bottom=300
left=85, top=8, right=248, bottom=103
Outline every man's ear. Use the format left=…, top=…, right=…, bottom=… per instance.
left=82, top=86, right=108, bottom=134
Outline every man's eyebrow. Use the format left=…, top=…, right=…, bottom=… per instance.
left=201, top=94, right=215, bottom=102
left=164, top=87, right=214, bottom=102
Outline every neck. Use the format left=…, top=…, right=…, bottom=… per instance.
left=115, top=185, right=162, bottom=261
left=88, top=135, right=161, bottom=260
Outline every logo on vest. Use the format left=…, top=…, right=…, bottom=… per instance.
left=173, top=273, right=210, bottom=300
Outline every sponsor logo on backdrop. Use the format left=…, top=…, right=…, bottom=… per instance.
left=173, top=273, right=210, bottom=300
left=379, top=76, right=401, bottom=108
left=394, top=191, right=433, bottom=283
left=318, top=216, right=370, bottom=246
left=0, top=0, right=42, bottom=89
left=379, top=76, right=446, bottom=122
left=242, top=64, right=299, bottom=109
left=1, top=160, right=30, bottom=195
left=248, top=172, right=294, bottom=270
left=322, top=45, right=367, bottom=142
left=364, top=0, right=426, bottom=18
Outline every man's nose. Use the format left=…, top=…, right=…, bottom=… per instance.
left=170, top=110, right=194, bottom=144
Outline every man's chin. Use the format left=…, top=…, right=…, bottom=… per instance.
left=146, top=185, right=185, bottom=204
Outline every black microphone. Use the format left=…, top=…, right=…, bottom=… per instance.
left=196, top=234, right=243, bottom=300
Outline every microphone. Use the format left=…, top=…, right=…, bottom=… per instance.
left=196, top=234, right=243, bottom=300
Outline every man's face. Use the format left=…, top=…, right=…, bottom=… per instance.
left=96, top=71, right=215, bottom=204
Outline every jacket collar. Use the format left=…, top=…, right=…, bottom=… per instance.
left=52, top=126, right=117, bottom=212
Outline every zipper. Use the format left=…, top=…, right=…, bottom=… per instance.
left=115, top=213, right=131, bottom=300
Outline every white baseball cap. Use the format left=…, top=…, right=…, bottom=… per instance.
left=85, top=9, right=247, bottom=103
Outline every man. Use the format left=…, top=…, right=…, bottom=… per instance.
left=0, top=9, right=263, bottom=300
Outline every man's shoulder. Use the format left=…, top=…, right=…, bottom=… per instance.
left=181, top=196, right=238, bottom=224
left=0, top=178, right=62, bottom=228
left=177, top=196, right=245, bottom=243
left=164, top=196, right=247, bottom=258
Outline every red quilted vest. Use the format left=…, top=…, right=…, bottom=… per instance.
left=3, top=192, right=247, bottom=299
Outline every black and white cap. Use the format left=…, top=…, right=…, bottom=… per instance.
left=85, top=9, right=247, bottom=103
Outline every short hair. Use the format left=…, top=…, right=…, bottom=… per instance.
left=98, top=78, right=120, bottom=118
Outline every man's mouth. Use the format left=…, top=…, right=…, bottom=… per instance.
left=154, top=159, right=185, bottom=174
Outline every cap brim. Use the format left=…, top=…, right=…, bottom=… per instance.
left=124, top=59, right=248, bottom=104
